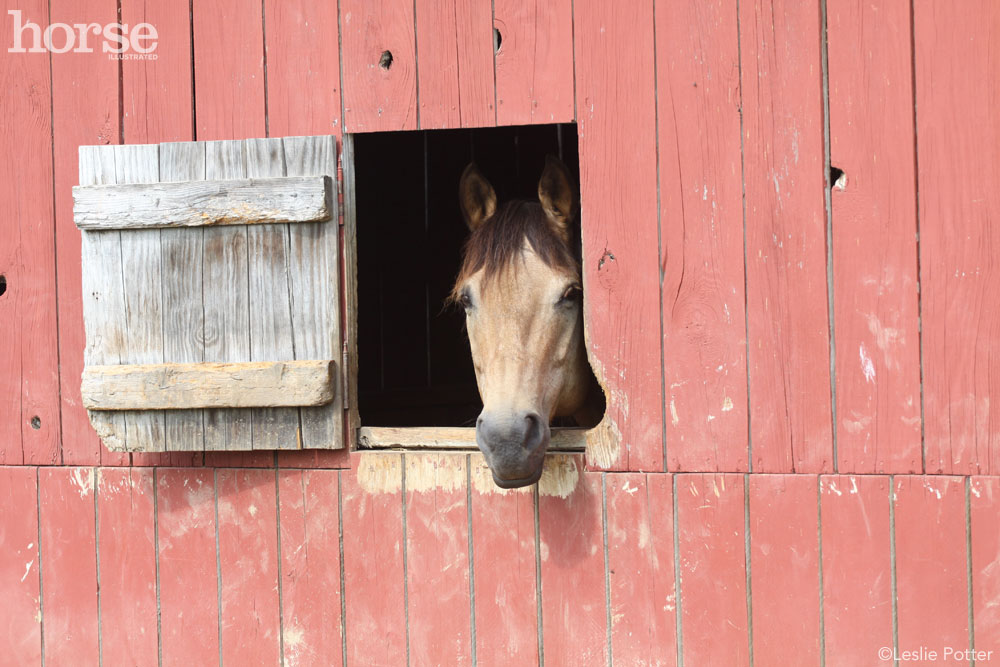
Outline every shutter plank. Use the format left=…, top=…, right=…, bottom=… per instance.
left=283, top=135, right=343, bottom=449
left=245, top=138, right=301, bottom=450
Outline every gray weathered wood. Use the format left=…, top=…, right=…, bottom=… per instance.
left=342, top=133, right=361, bottom=448
left=73, top=175, right=333, bottom=229
left=81, top=360, right=336, bottom=410
left=114, top=143, right=165, bottom=452
left=245, top=137, right=301, bottom=450
left=357, top=426, right=586, bottom=451
left=79, top=145, right=128, bottom=452
left=160, top=141, right=207, bottom=452
left=202, top=140, right=252, bottom=451
left=284, top=134, right=344, bottom=450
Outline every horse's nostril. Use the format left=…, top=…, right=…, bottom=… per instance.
left=522, top=412, right=543, bottom=450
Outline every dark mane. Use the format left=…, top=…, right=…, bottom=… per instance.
left=451, top=200, right=579, bottom=299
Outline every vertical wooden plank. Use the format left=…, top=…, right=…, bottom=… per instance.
left=114, top=144, right=165, bottom=452
left=264, top=0, right=342, bottom=137
left=244, top=138, right=299, bottom=450
left=656, top=0, right=748, bottom=472
left=538, top=457, right=607, bottom=665
left=51, top=0, right=121, bottom=466
left=157, top=142, right=207, bottom=462
left=96, top=468, right=157, bottom=666
left=894, top=476, right=969, bottom=659
left=494, top=0, right=574, bottom=126
left=574, top=0, right=663, bottom=472
left=78, top=146, right=128, bottom=458
left=469, top=457, right=539, bottom=666
left=0, top=0, right=61, bottom=465
left=282, top=136, right=343, bottom=452
left=341, top=454, right=407, bottom=667
left=192, top=0, right=265, bottom=140
left=201, top=140, right=254, bottom=460
left=277, top=470, right=343, bottom=666
left=414, top=0, right=495, bottom=128
left=38, top=467, right=98, bottom=666
left=970, top=478, right=1000, bottom=653
left=827, top=0, right=921, bottom=474
left=748, top=475, right=821, bottom=664
left=820, top=475, right=893, bottom=665
left=740, top=0, right=833, bottom=473
left=404, top=454, right=472, bottom=665
left=157, top=469, right=220, bottom=666
left=915, top=0, right=1000, bottom=474
left=606, top=473, right=677, bottom=665
left=676, top=473, right=748, bottom=666
left=120, top=0, right=193, bottom=143
left=217, top=469, right=281, bottom=666
left=0, top=468, right=41, bottom=664
left=339, top=0, right=418, bottom=132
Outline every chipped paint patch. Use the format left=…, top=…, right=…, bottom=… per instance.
left=669, top=399, right=679, bottom=426
left=356, top=453, right=404, bottom=494
left=70, top=467, right=95, bottom=498
left=538, top=455, right=580, bottom=498
left=859, top=343, right=876, bottom=383
left=405, top=453, right=466, bottom=494
left=721, top=396, right=734, bottom=412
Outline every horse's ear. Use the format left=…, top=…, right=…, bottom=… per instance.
left=459, top=163, right=497, bottom=231
left=537, top=155, right=577, bottom=243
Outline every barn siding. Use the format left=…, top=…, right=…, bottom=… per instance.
left=2, top=0, right=999, bottom=664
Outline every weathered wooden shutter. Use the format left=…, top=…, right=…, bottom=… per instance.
left=73, top=136, right=343, bottom=452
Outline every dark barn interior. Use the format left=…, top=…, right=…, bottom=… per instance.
left=353, top=124, right=583, bottom=427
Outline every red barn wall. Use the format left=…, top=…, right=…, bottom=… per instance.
left=2, top=0, right=999, bottom=664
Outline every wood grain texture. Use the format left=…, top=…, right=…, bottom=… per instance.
left=263, top=0, right=342, bottom=137
left=915, top=0, right=1000, bottom=474
left=192, top=0, right=265, bottom=140
left=158, top=142, right=208, bottom=460
left=38, top=467, right=99, bottom=666
left=114, top=143, right=166, bottom=453
left=95, top=468, right=158, bottom=666
left=893, top=476, right=969, bottom=658
left=606, top=473, right=677, bottom=665
left=414, top=0, right=494, bottom=128
left=676, top=474, right=748, bottom=666
left=404, top=454, right=473, bottom=666
left=538, top=459, right=608, bottom=665
left=970, top=477, right=1000, bottom=653
left=0, top=468, right=41, bottom=664
left=493, top=0, right=574, bottom=125
left=748, top=475, right=821, bottom=664
left=277, top=470, right=344, bottom=666
left=359, top=426, right=585, bottom=450
left=217, top=469, right=281, bottom=665
left=283, top=135, right=344, bottom=451
left=0, top=0, right=61, bottom=465
left=656, top=0, right=748, bottom=472
left=73, top=175, right=332, bottom=230
left=156, top=469, right=220, bottom=666
left=51, top=0, right=123, bottom=467
left=341, top=454, right=407, bottom=666
left=82, top=360, right=335, bottom=411
left=120, top=0, right=193, bottom=144
left=820, top=475, right=893, bottom=665
left=574, top=0, right=663, bottom=472
left=339, top=0, right=418, bottom=132
left=828, top=0, right=921, bottom=474
left=469, top=458, right=539, bottom=666
left=245, top=138, right=304, bottom=450
left=740, top=0, right=833, bottom=473
left=78, top=146, right=129, bottom=455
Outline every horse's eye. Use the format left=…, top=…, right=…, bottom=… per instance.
left=558, top=284, right=582, bottom=305
left=459, top=291, right=473, bottom=310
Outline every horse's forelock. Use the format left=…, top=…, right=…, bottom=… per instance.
left=451, top=200, right=578, bottom=302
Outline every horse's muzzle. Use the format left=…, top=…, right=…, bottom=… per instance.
left=476, top=410, right=549, bottom=488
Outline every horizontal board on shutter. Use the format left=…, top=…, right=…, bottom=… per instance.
left=73, top=175, right=333, bottom=229
left=76, top=136, right=343, bottom=453
left=81, top=360, right=336, bottom=410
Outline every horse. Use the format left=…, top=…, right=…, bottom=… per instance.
left=453, top=156, right=602, bottom=488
